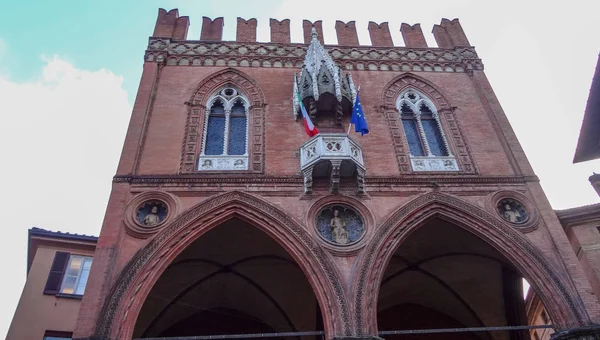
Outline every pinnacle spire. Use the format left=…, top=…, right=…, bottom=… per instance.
left=292, top=26, right=356, bottom=121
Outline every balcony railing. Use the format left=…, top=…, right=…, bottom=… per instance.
left=299, top=133, right=365, bottom=194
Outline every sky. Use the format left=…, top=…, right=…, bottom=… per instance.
left=0, top=0, right=599, bottom=337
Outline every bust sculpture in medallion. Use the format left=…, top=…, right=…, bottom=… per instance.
left=136, top=201, right=167, bottom=227
left=497, top=198, right=528, bottom=224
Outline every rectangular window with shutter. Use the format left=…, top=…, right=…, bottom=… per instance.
left=43, top=252, right=70, bottom=295
left=43, top=330, right=72, bottom=339
left=43, top=252, right=93, bottom=297
left=59, top=255, right=93, bottom=295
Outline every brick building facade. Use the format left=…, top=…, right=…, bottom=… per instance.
left=68, top=8, right=600, bottom=340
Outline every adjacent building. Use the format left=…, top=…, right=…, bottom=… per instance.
left=7, top=228, right=97, bottom=340
left=526, top=54, right=600, bottom=340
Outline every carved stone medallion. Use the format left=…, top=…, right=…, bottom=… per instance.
left=136, top=200, right=168, bottom=227
left=124, top=192, right=178, bottom=238
left=497, top=198, right=528, bottom=224
left=316, top=205, right=365, bottom=246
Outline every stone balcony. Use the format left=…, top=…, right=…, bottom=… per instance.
left=299, top=133, right=366, bottom=194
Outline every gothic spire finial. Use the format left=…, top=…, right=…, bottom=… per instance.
left=294, top=24, right=351, bottom=108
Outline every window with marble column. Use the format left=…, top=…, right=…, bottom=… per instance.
left=397, top=89, right=458, bottom=171
left=198, top=87, right=249, bottom=171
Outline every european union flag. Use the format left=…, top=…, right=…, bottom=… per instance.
left=350, top=92, right=369, bottom=136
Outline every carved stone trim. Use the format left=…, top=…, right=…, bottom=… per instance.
left=410, top=156, right=459, bottom=171
left=307, top=195, right=375, bottom=256
left=123, top=191, right=179, bottom=238
left=382, top=74, right=477, bottom=173
left=180, top=68, right=265, bottom=173
left=353, top=192, right=589, bottom=335
left=145, top=39, right=483, bottom=73
left=95, top=191, right=351, bottom=339
left=489, top=190, right=539, bottom=233
left=198, top=156, right=249, bottom=170
left=439, top=107, right=476, bottom=172
left=113, top=174, right=539, bottom=186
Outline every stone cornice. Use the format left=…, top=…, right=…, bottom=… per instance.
left=113, top=174, right=537, bottom=186
left=145, top=38, right=483, bottom=73
left=555, top=203, right=600, bottom=227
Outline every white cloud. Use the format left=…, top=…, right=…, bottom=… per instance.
left=0, top=56, right=131, bottom=339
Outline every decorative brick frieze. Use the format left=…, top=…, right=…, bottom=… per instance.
left=144, top=38, right=483, bottom=73
left=113, top=174, right=538, bottom=186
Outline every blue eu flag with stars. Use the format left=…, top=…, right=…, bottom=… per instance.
left=350, top=92, right=369, bottom=136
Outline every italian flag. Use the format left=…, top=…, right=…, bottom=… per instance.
left=296, top=90, right=319, bottom=137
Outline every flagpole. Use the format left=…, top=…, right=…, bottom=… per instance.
left=347, top=85, right=361, bottom=134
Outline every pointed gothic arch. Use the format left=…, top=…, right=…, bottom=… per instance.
left=380, top=73, right=476, bottom=173
left=353, top=192, right=591, bottom=335
left=180, top=68, right=266, bottom=173
left=94, top=191, right=350, bottom=339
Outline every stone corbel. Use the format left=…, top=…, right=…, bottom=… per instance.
left=302, top=165, right=314, bottom=194
left=329, top=159, right=342, bottom=194
left=356, top=167, right=366, bottom=194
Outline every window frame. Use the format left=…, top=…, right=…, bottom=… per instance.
left=198, top=87, right=250, bottom=171
left=57, top=254, right=93, bottom=297
left=397, top=89, right=459, bottom=172
left=44, top=330, right=73, bottom=340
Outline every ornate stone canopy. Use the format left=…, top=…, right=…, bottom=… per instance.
left=293, top=28, right=357, bottom=124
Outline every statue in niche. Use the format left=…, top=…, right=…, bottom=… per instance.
left=136, top=201, right=167, bottom=227
left=330, top=209, right=349, bottom=244
left=144, top=206, right=161, bottom=226
left=502, top=204, right=521, bottom=223
left=316, top=205, right=364, bottom=246
left=498, top=199, right=528, bottom=224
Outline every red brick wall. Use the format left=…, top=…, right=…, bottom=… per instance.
left=131, top=67, right=516, bottom=176
left=73, top=11, right=600, bottom=340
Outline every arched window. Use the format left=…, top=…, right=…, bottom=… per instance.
left=198, top=87, right=249, bottom=170
left=397, top=89, right=458, bottom=171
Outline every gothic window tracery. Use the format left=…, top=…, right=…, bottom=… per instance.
left=198, top=87, right=249, bottom=170
left=397, top=89, right=458, bottom=171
